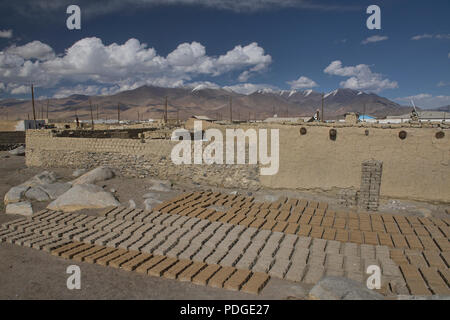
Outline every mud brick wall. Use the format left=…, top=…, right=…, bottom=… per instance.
left=260, top=125, right=450, bottom=203
left=0, top=131, right=25, bottom=150
left=25, top=130, right=259, bottom=190
left=358, top=160, right=383, bottom=211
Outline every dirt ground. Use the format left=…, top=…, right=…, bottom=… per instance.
left=0, top=152, right=311, bottom=300
left=0, top=151, right=447, bottom=300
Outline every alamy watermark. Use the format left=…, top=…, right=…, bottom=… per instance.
left=170, top=121, right=279, bottom=175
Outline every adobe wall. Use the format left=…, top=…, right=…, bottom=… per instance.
left=0, top=131, right=26, bottom=150
left=25, top=130, right=259, bottom=190
left=260, top=125, right=450, bottom=203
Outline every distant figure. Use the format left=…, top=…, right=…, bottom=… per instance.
left=76, top=115, right=80, bottom=128
left=314, top=109, right=320, bottom=121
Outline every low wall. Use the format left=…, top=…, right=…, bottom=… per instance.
left=25, top=130, right=259, bottom=189
left=0, top=131, right=26, bottom=150
left=260, top=125, right=450, bottom=203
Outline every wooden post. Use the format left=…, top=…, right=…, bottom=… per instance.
left=362, top=103, right=366, bottom=122
left=46, top=99, right=49, bottom=119
left=321, top=92, right=324, bottom=122
left=96, top=105, right=99, bottom=120
left=31, top=84, right=36, bottom=128
left=164, top=96, right=168, bottom=123
left=117, top=103, right=120, bottom=123
left=177, top=109, right=179, bottom=125
left=229, top=96, right=232, bottom=123
left=89, top=100, right=94, bottom=130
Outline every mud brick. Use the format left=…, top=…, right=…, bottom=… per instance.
left=49, top=242, right=78, bottom=256
left=308, top=253, right=326, bottom=266
left=418, top=235, right=440, bottom=252
left=375, top=245, right=390, bottom=260
left=435, top=238, right=450, bottom=251
left=283, top=261, right=305, bottom=282
left=391, top=234, right=408, bottom=249
left=106, top=206, right=126, bottom=218
left=377, top=232, right=393, bottom=247
left=404, top=234, right=423, bottom=250
left=304, top=207, right=316, bottom=215
left=413, top=226, right=429, bottom=237
left=371, top=221, right=385, bottom=233
left=83, top=247, right=116, bottom=263
left=191, top=264, right=221, bottom=285
left=23, top=235, right=51, bottom=248
left=252, top=255, right=275, bottom=273
left=326, top=268, right=345, bottom=278
left=256, top=219, right=274, bottom=231
left=222, top=269, right=251, bottom=291
left=115, top=208, right=135, bottom=220
left=238, top=216, right=256, bottom=228
left=72, top=245, right=107, bottom=262
left=206, top=266, right=235, bottom=288
left=291, top=206, right=305, bottom=216
left=349, top=231, right=363, bottom=244
left=325, top=253, right=344, bottom=269
left=321, top=217, right=334, bottom=228
left=135, top=255, right=166, bottom=274
left=163, top=259, right=193, bottom=279
left=422, top=251, right=446, bottom=269
left=405, top=216, right=421, bottom=227
left=335, top=229, right=349, bottom=242
left=425, top=225, right=445, bottom=239
left=390, top=251, right=409, bottom=265
left=303, top=265, right=325, bottom=284
left=309, top=216, right=322, bottom=227
left=384, top=222, right=399, bottom=234
left=60, top=243, right=94, bottom=259
left=341, top=242, right=359, bottom=257
left=216, top=213, right=234, bottom=224
left=240, top=272, right=270, bottom=294
left=40, top=238, right=72, bottom=252
left=310, top=226, right=324, bottom=239
left=333, top=218, right=346, bottom=229
left=147, top=257, right=178, bottom=277
left=363, top=231, right=379, bottom=246
left=344, top=256, right=361, bottom=272
left=359, top=221, right=372, bottom=232
left=175, top=262, right=206, bottom=282
left=335, top=211, right=348, bottom=219
left=322, top=228, right=336, bottom=240
left=271, top=221, right=287, bottom=233
left=440, top=251, right=450, bottom=267
left=295, top=225, right=310, bottom=237
left=285, top=213, right=300, bottom=224
left=430, top=217, right=445, bottom=227
left=359, top=244, right=375, bottom=260
left=109, top=251, right=141, bottom=268
left=325, top=240, right=341, bottom=254
left=398, top=223, right=415, bottom=235
left=438, top=269, right=450, bottom=286
left=96, top=248, right=128, bottom=266
left=265, top=210, right=281, bottom=221
left=347, top=219, right=359, bottom=231
left=406, top=280, right=432, bottom=295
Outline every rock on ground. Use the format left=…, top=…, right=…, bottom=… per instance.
left=309, top=277, right=384, bottom=300
left=71, top=167, right=115, bottom=185
left=148, top=179, right=172, bottom=192
left=37, top=182, right=72, bottom=200
left=6, top=201, right=33, bottom=216
left=22, top=171, right=57, bottom=187
left=24, top=187, right=50, bottom=202
left=72, top=168, right=87, bottom=177
left=47, top=184, right=120, bottom=212
left=8, top=146, right=25, bottom=156
left=142, top=192, right=159, bottom=199
left=144, top=198, right=162, bottom=210
left=4, top=185, right=29, bottom=205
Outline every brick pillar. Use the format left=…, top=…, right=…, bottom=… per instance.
left=358, top=160, right=383, bottom=211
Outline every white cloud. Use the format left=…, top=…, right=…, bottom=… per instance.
left=395, top=94, right=450, bottom=109
left=438, top=81, right=450, bottom=87
left=361, top=35, right=388, bottom=44
left=324, top=60, right=398, bottom=92
left=411, top=34, right=450, bottom=40
left=287, top=76, right=318, bottom=89
left=0, top=37, right=272, bottom=95
left=5, top=41, right=55, bottom=61
left=0, top=29, right=13, bottom=38
left=223, top=83, right=279, bottom=95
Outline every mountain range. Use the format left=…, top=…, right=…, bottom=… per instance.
left=0, top=86, right=417, bottom=121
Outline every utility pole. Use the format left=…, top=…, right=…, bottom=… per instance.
left=89, top=100, right=94, bottom=130
left=164, top=96, right=168, bottom=124
left=363, top=103, right=366, bottom=122
left=287, top=105, right=289, bottom=117
left=177, top=109, right=179, bottom=125
left=117, top=103, right=120, bottom=124
left=46, top=99, right=49, bottom=119
left=321, top=92, right=324, bottom=123
left=229, top=96, right=233, bottom=123
left=96, top=105, right=99, bottom=120
left=31, top=84, right=36, bottom=128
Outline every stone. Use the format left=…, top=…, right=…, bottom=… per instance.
left=6, top=201, right=33, bottom=216
left=263, top=194, right=279, bottom=202
left=47, top=184, right=120, bottom=212
left=37, top=182, right=72, bottom=200
left=129, top=199, right=136, bottom=209
left=143, top=198, right=163, bottom=210
left=24, top=187, right=50, bottom=202
left=148, top=179, right=172, bottom=192
left=309, top=276, right=384, bottom=300
left=21, top=171, right=58, bottom=188
left=142, top=192, right=159, bottom=199
left=9, top=146, right=25, bottom=156
left=72, top=168, right=87, bottom=177
left=71, top=167, right=115, bottom=185
left=4, top=185, right=29, bottom=204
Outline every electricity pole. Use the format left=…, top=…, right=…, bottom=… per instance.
left=31, top=84, right=36, bottom=128
left=321, top=92, right=324, bottom=122
left=117, top=103, right=120, bottom=124
left=229, top=96, right=232, bottom=123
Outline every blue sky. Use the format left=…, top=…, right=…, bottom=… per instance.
left=0, top=0, right=449, bottom=108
